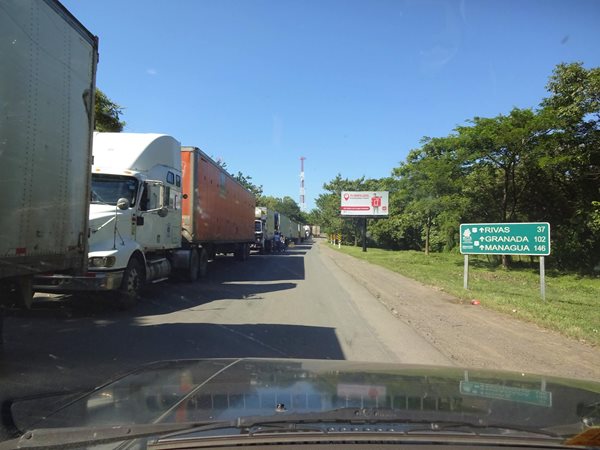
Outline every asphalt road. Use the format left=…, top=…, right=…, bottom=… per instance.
left=0, top=240, right=450, bottom=421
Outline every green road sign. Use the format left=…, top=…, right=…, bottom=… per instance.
left=460, top=222, right=550, bottom=256
left=460, top=381, right=552, bottom=407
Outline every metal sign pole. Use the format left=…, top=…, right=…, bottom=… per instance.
left=463, top=255, right=469, bottom=290
left=540, top=256, right=546, bottom=301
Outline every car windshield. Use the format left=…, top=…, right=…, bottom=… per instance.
left=91, top=174, right=138, bottom=206
left=1, top=0, right=599, bottom=449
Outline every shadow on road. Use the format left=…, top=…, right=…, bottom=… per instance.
left=0, top=320, right=345, bottom=403
left=0, top=238, right=336, bottom=412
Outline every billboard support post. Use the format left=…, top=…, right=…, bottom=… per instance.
left=362, top=218, right=367, bottom=252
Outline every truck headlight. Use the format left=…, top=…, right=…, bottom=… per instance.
left=89, top=256, right=116, bottom=268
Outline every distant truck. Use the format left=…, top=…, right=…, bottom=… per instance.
left=35, top=134, right=255, bottom=308
left=303, top=225, right=311, bottom=238
left=311, top=225, right=321, bottom=237
left=289, top=219, right=302, bottom=244
left=253, top=207, right=276, bottom=254
left=278, top=213, right=292, bottom=245
left=0, top=0, right=98, bottom=307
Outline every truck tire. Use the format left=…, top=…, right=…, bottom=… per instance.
left=208, top=246, right=217, bottom=261
left=187, top=248, right=200, bottom=282
left=1, top=276, right=34, bottom=309
left=199, top=248, right=209, bottom=278
left=117, top=258, right=144, bottom=310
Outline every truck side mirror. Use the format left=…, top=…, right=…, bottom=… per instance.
left=117, top=198, right=130, bottom=210
left=157, top=207, right=169, bottom=218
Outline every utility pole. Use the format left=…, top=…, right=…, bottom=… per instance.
left=300, top=156, right=306, bottom=212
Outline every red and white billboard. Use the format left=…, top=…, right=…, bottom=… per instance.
left=340, top=191, right=389, bottom=217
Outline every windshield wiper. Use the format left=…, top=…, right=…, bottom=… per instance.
left=156, top=408, right=563, bottom=443
left=0, top=408, right=563, bottom=450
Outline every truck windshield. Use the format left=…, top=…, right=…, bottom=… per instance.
left=91, top=174, right=138, bottom=206
left=255, top=221, right=262, bottom=232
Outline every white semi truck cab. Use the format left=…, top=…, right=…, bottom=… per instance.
left=35, top=133, right=194, bottom=307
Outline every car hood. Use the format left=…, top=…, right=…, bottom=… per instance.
left=9, top=358, right=600, bottom=438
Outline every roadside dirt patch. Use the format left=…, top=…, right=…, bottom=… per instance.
left=319, top=242, right=600, bottom=381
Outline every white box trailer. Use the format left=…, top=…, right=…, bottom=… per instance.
left=277, top=213, right=292, bottom=243
left=0, top=0, right=98, bottom=306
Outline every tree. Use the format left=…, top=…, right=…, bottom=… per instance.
left=536, top=63, right=600, bottom=269
left=234, top=171, right=263, bottom=198
left=455, top=109, right=553, bottom=266
left=258, top=195, right=305, bottom=222
left=391, top=136, right=467, bottom=254
left=94, top=89, right=125, bottom=132
left=314, top=175, right=383, bottom=246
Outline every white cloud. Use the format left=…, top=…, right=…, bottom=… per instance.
left=146, top=68, right=157, bottom=75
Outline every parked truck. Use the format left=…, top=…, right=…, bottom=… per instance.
left=278, top=213, right=292, bottom=245
left=253, top=207, right=276, bottom=254
left=35, top=134, right=256, bottom=308
left=0, top=0, right=98, bottom=308
left=181, top=146, right=255, bottom=261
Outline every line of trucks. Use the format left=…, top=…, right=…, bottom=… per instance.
left=253, top=207, right=308, bottom=254
left=0, top=0, right=311, bottom=313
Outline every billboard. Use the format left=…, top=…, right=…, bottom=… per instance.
left=340, top=191, right=389, bottom=217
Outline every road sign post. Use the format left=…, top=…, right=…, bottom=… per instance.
left=540, top=256, right=546, bottom=301
left=460, top=223, right=551, bottom=300
left=463, top=255, right=469, bottom=290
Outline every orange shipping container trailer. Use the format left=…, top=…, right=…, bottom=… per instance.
left=181, top=147, right=256, bottom=254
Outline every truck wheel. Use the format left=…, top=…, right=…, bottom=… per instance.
left=199, top=248, right=209, bottom=278
left=6, top=276, right=34, bottom=309
left=208, top=247, right=216, bottom=261
left=187, top=248, right=200, bottom=282
left=117, top=258, right=144, bottom=310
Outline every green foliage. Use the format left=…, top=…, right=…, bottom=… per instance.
left=233, top=171, right=263, bottom=199
left=315, top=174, right=382, bottom=245
left=258, top=195, right=306, bottom=223
left=94, top=89, right=125, bottom=132
left=312, top=63, right=600, bottom=271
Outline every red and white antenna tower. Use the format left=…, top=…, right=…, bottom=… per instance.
left=300, top=156, right=306, bottom=212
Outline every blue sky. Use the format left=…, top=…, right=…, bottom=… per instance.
left=62, top=0, right=600, bottom=211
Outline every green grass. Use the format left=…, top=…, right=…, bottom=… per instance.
left=329, top=244, right=600, bottom=347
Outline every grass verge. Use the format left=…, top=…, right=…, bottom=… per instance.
left=329, top=244, right=600, bottom=347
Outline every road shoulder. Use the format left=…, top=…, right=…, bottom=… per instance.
left=318, top=241, right=600, bottom=380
